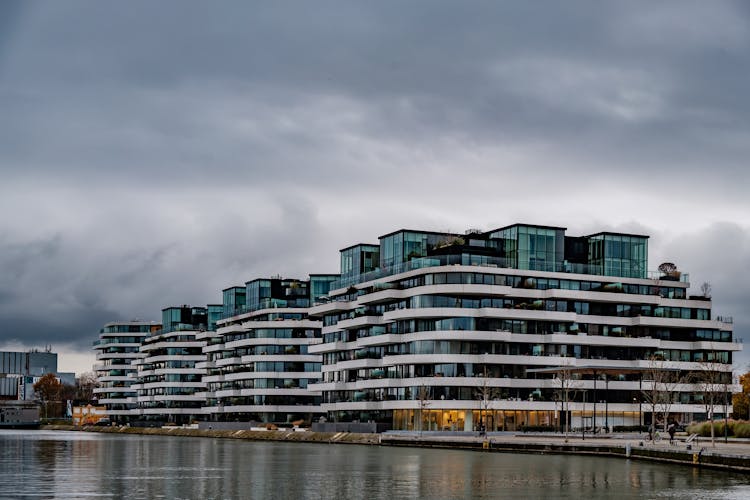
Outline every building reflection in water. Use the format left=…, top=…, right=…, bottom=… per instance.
left=0, top=431, right=748, bottom=499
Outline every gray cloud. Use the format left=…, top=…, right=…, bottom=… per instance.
left=659, top=223, right=750, bottom=369
left=0, top=1, right=748, bottom=371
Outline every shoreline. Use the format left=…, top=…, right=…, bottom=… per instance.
left=40, top=425, right=750, bottom=473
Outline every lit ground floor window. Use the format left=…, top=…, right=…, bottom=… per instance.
left=392, top=409, right=557, bottom=432
left=391, top=409, right=707, bottom=432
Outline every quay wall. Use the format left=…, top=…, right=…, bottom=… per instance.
left=41, top=425, right=750, bottom=473
left=42, top=424, right=380, bottom=445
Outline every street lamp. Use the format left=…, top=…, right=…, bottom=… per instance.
left=582, top=391, right=587, bottom=441
left=725, top=387, right=729, bottom=444
left=604, top=375, right=609, bottom=432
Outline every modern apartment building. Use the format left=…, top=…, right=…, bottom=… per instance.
left=308, top=224, right=740, bottom=432
left=131, top=305, right=216, bottom=425
left=92, top=321, right=160, bottom=423
left=201, top=276, right=338, bottom=426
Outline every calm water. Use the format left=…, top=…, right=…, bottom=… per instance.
left=1, top=430, right=749, bottom=499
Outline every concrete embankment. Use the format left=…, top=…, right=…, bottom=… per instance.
left=381, top=434, right=750, bottom=473
left=41, top=426, right=750, bottom=473
left=42, top=424, right=380, bottom=445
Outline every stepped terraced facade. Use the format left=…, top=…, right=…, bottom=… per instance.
left=94, top=223, right=741, bottom=431
left=93, top=321, right=159, bottom=424
left=308, top=225, right=739, bottom=432
left=201, top=277, right=336, bottom=424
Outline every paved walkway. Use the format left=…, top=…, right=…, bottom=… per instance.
left=382, top=431, right=750, bottom=460
left=520, top=434, right=750, bottom=459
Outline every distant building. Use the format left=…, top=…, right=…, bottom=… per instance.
left=201, top=275, right=337, bottom=427
left=72, top=404, right=108, bottom=426
left=131, top=306, right=213, bottom=426
left=0, top=400, right=40, bottom=428
left=0, top=350, right=72, bottom=401
left=92, top=321, right=160, bottom=424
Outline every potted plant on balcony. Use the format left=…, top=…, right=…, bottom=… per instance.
left=658, top=262, right=681, bottom=281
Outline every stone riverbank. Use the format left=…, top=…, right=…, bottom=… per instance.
left=41, top=425, right=750, bottom=473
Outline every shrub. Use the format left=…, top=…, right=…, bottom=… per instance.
left=687, top=419, right=750, bottom=437
left=733, top=421, right=750, bottom=438
left=687, top=422, right=708, bottom=435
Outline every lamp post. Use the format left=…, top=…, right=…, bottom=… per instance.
left=604, top=375, right=609, bottom=432
left=582, top=391, right=587, bottom=441
left=592, top=372, right=597, bottom=434
left=724, top=387, right=729, bottom=444
left=639, top=375, right=643, bottom=431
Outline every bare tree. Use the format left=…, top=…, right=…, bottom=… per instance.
left=700, top=282, right=712, bottom=299
left=641, top=355, right=681, bottom=436
left=692, top=358, right=730, bottom=447
left=474, top=367, right=501, bottom=435
left=551, top=360, right=580, bottom=437
left=416, top=385, right=431, bottom=436
left=76, top=371, right=99, bottom=402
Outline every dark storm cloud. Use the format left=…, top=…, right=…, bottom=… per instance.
left=3, top=1, right=749, bottom=187
left=0, top=1, right=749, bottom=369
left=0, top=192, right=333, bottom=350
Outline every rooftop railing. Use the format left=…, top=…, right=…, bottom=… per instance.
left=92, top=337, right=145, bottom=347
left=330, top=253, right=689, bottom=291
left=220, top=297, right=311, bottom=319
left=151, top=323, right=209, bottom=336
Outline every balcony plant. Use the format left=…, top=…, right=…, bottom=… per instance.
left=658, top=262, right=681, bottom=281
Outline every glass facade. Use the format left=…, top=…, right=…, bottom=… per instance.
left=207, top=304, right=222, bottom=331
left=340, top=245, right=380, bottom=279
left=222, top=286, right=246, bottom=316
left=310, top=274, right=339, bottom=303
left=380, top=231, right=459, bottom=269
left=490, top=225, right=565, bottom=272
left=161, top=306, right=208, bottom=332
left=588, top=233, right=648, bottom=278
left=244, top=278, right=311, bottom=311
left=330, top=226, right=655, bottom=288
left=246, top=279, right=272, bottom=311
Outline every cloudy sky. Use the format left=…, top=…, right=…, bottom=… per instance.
left=1, top=1, right=749, bottom=374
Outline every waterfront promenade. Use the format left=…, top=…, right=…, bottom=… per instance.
left=43, top=425, right=750, bottom=473
left=382, top=432, right=750, bottom=472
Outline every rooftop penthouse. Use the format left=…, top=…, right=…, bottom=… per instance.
left=331, top=224, right=670, bottom=291
left=221, top=275, right=339, bottom=319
